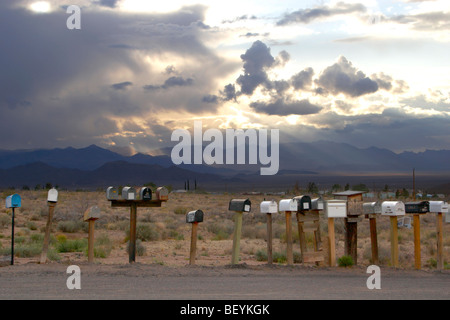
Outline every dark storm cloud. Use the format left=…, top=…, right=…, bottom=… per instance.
left=0, top=1, right=233, bottom=150
left=143, top=76, right=194, bottom=91
left=303, top=107, right=450, bottom=151
left=111, top=81, right=133, bottom=91
left=250, top=98, right=322, bottom=116
left=221, top=84, right=237, bottom=101
left=97, top=0, right=119, bottom=8
left=277, top=2, right=367, bottom=26
left=291, top=67, right=314, bottom=90
left=315, top=56, right=379, bottom=97
left=236, top=40, right=275, bottom=95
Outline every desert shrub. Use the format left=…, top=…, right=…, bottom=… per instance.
left=14, top=244, right=41, bottom=257
left=125, top=223, right=160, bottom=241
left=56, top=238, right=87, bottom=253
left=212, top=230, right=230, bottom=240
left=255, top=249, right=267, bottom=261
left=126, top=239, right=146, bottom=256
left=173, top=207, right=189, bottom=215
left=92, top=233, right=113, bottom=258
left=57, top=220, right=84, bottom=233
left=338, top=255, right=354, bottom=267
left=26, top=221, right=37, bottom=231
left=0, top=215, right=10, bottom=228
left=272, top=252, right=287, bottom=264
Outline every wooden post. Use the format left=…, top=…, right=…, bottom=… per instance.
left=129, top=202, right=137, bottom=263
left=285, top=211, right=293, bottom=265
left=345, top=219, right=358, bottom=265
left=189, top=222, right=198, bottom=265
left=266, top=213, right=273, bottom=265
left=296, top=212, right=306, bottom=261
left=87, top=220, right=95, bottom=263
left=436, top=212, right=444, bottom=270
left=40, top=203, right=56, bottom=264
left=413, top=214, right=421, bottom=270
left=231, top=211, right=243, bottom=265
left=369, top=216, right=379, bottom=265
left=328, top=217, right=336, bottom=267
left=390, top=216, right=399, bottom=268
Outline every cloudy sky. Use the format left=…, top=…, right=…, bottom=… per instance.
left=0, top=0, right=449, bottom=155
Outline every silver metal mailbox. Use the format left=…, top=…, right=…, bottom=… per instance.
left=294, top=195, right=312, bottom=211
left=363, top=201, right=382, bottom=215
left=260, top=200, right=278, bottom=214
left=325, top=200, right=347, bottom=218
left=229, top=199, right=251, bottom=212
left=428, top=201, right=448, bottom=213
left=106, top=186, right=119, bottom=200
left=47, top=188, right=58, bottom=203
left=5, top=194, right=21, bottom=209
left=311, top=197, right=324, bottom=211
left=381, top=201, right=405, bottom=216
left=139, top=187, right=152, bottom=201
left=279, top=199, right=297, bottom=212
left=156, top=187, right=169, bottom=201
left=84, top=206, right=101, bottom=221
left=122, top=187, right=136, bottom=200
left=186, top=210, right=204, bottom=223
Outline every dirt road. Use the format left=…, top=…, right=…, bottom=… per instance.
left=0, top=262, right=448, bottom=301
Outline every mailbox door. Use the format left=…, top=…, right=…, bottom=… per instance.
left=140, top=188, right=152, bottom=200
left=326, top=200, right=347, bottom=218
left=156, top=187, right=169, bottom=201
left=106, top=187, right=119, bottom=200
left=295, top=196, right=312, bottom=211
left=48, top=188, right=58, bottom=203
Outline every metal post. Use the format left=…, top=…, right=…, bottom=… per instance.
left=11, top=208, right=15, bottom=265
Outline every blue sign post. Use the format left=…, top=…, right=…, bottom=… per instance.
left=6, top=194, right=21, bottom=265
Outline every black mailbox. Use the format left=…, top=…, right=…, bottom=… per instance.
left=405, top=201, right=429, bottom=214
left=139, top=187, right=152, bottom=201
left=294, top=195, right=312, bottom=212
left=229, top=199, right=251, bottom=212
left=186, top=210, right=204, bottom=223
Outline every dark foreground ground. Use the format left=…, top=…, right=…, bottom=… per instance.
left=0, top=262, right=448, bottom=301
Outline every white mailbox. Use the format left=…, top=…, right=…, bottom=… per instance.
left=381, top=201, right=405, bottom=216
left=363, top=202, right=382, bottom=215
left=122, top=187, right=136, bottom=200
left=47, top=188, right=58, bottom=203
left=325, top=200, right=347, bottom=218
left=279, top=199, right=297, bottom=212
left=260, top=200, right=278, bottom=214
left=428, top=201, right=449, bottom=213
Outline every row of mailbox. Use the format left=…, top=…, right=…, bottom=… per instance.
left=5, top=188, right=59, bottom=208
left=255, top=197, right=448, bottom=218
left=106, top=186, right=169, bottom=201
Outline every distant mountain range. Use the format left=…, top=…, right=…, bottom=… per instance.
left=0, top=142, right=448, bottom=190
